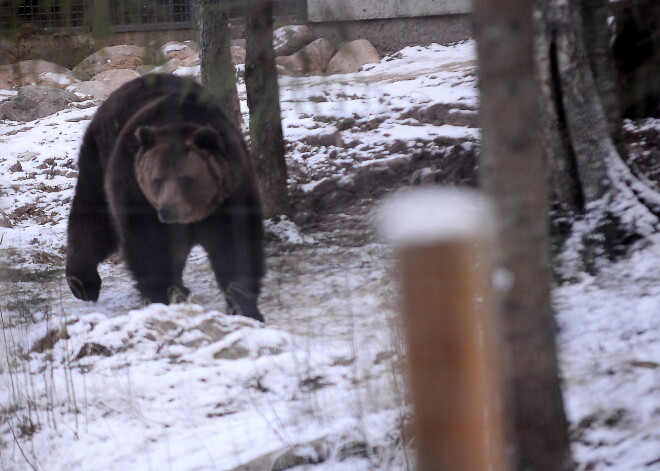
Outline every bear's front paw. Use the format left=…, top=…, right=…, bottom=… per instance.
left=67, top=273, right=101, bottom=302
left=226, top=292, right=264, bottom=322
left=168, top=285, right=192, bottom=304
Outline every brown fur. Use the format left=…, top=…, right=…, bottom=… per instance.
left=66, top=75, right=265, bottom=321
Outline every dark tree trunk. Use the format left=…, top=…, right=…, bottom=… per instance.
left=244, top=0, right=290, bottom=218
left=611, top=0, right=660, bottom=119
left=195, top=0, right=242, bottom=126
left=474, top=0, right=575, bottom=469
left=534, top=0, right=660, bottom=275
left=580, top=0, right=623, bottom=144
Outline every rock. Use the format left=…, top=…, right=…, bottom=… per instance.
left=276, top=38, right=335, bottom=76
left=136, top=64, right=157, bottom=75
left=181, top=54, right=200, bottom=68
left=231, top=46, right=246, bottom=65
left=161, top=41, right=198, bottom=62
left=273, top=25, right=314, bottom=56
left=36, top=70, right=79, bottom=89
left=67, top=80, right=114, bottom=100
left=0, top=59, right=78, bottom=89
left=326, top=40, right=380, bottom=75
left=73, top=45, right=147, bottom=80
left=75, top=342, right=112, bottom=359
left=145, top=59, right=183, bottom=75
left=0, top=85, right=81, bottom=121
left=90, top=69, right=140, bottom=91
left=142, top=53, right=200, bottom=76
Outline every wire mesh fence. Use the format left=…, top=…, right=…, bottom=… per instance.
left=0, top=0, right=303, bottom=33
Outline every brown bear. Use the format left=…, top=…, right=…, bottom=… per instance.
left=65, top=74, right=265, bottom=321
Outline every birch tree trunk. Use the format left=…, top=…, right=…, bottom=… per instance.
left=474, top=0, right=575, bottom=469
left=245, top=0, right=290, bottom=218
left=195, top=0, right=242, bottom=126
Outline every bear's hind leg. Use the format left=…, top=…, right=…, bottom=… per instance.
left=198, top=222, right=264, bottom=322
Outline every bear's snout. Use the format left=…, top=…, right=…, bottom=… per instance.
left=158, top=205, right=179, bottom=223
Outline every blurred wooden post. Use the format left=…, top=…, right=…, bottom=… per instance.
left=381, top=188, right=507, bottom=471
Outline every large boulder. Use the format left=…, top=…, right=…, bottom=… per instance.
left=90, top=69, right=141, bottom=91
left=0, top=59, right=78, bottom=89
left=0, top=85, right=81, bottom=121
left=67, top=81, right=114, bottom=101
left=273, top=25, right=314, bottom=56
left=73, top=45, right=147, bottom=80
left=276, top=38, right=335, bottom=76
left=326, top=40, right=380, bottom=75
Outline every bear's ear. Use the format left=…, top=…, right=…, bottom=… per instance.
left=135, top=126, right=157, bottom=148
left=192, top=126, right=222, bottom=154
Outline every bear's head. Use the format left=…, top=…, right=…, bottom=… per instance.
left=134, top=124, right=236, bottom=224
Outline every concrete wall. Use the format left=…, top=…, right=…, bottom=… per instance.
left=308, top=0, right=473, bottom=22
left=309, top=15, right=472, bottom=55
left=307, top=0, right=473, bottom=55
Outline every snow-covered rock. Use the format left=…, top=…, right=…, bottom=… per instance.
left=162, top=40, right=198, bottom=62
left=0, top=85, right=81, bottom=121
left=0, top=59, right=78, bottom=89
left=273, top=24, right=315, bottom=56
left=67, top=80, right=114, bottom=100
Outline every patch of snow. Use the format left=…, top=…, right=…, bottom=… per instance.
left=162, top=43, right=186, bottom=54
left=173, top=65, right=201, bottom=77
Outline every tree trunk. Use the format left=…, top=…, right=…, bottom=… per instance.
left=244, top=0, right=290, bottom=218
left=534, top=0, right=660, bottom=274
left=611, top=0, right=660, bottom=119
left=195, top=0, right=242, bottom=126
left=474, top=0, right=575, bottom=469
left=580, top=0, right=623, bottom=144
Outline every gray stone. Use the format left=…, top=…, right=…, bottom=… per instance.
left=0, top=85, right=81, bottom=122
left=326, top=40, right=380, bottom=75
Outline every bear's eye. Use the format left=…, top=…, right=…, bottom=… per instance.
left=152, top=178, right=163, bottom=192
left=178, top=177, right=193, bottom=188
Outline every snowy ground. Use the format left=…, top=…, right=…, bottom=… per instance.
left=1, top=40, right=659, bottom=471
